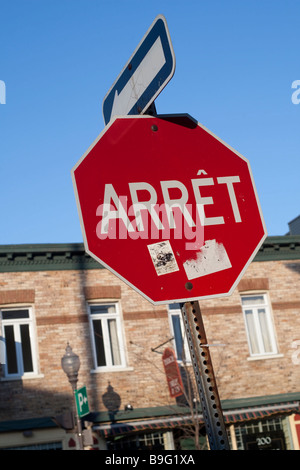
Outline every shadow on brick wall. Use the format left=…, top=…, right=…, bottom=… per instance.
left=101, top=382, right=121, bottom=421
left=0, top=378, right=74, bottom=422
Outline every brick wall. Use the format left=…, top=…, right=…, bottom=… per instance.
left=0, top=268, right=173, bottom=421
left=200, top=259, right=300, bottom=400
left=0, top=258, right=300, bottom=421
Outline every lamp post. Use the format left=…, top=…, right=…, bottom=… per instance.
left=61, top=343, right=84, bottom=450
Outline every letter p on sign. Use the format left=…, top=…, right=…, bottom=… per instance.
left=75, top=386, right=90, bottom=417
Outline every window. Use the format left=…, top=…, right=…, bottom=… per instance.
left=227, top=417, right=287, bottom=450
left=1, top=308, right=38, bottom=378
left=88, top=303, right=126, bottom=370
left=241, top=294, right=278, bottom=357
left=168, top=304, right=190, bottom=362
left=107, top=431, right=165, bottom=450
left=2, top=441, right=63, bottom=450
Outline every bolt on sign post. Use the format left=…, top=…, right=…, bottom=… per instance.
left=72, top=15, right=266, bottom=451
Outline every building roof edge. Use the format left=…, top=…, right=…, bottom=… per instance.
left=0, top=235, right=299, bottom=272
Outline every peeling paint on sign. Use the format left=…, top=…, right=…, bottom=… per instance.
left=183, top=239, right=231, bottom=280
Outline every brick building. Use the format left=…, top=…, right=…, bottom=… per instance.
left=0, top=234, right=300, bottom=450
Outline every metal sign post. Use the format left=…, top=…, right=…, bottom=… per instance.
left=180, top=301, right=230, bottom=450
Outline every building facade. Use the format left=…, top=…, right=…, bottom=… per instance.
left=0, top=235, right=300, bottom=450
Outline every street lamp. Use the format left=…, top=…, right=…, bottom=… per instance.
left=61, top=343, right=83, bottom=450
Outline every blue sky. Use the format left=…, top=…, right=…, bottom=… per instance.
left=0, top=0, right=299, bottom=244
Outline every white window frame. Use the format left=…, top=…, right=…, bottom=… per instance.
left=88, top=302, right=126, bottom=371
left=241, top=293, right=278, bottom=358
left=1, top=306, right=39, bottom=379
left=168, top=304, right=191, bottom=363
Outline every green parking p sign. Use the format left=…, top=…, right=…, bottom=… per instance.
left=75, top=386, right=89, bottom=418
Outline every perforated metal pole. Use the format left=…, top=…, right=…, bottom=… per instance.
left=180, top=301, right=230, bottom=450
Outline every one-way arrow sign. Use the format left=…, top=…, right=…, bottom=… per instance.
left=102, top=15, right=175, bottom=125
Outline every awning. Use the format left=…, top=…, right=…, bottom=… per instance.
left=95, top=414, right=197, bottom=438
left=94, top=401, right=300, bottom=438
left=223, top=401, right=300, bottom=424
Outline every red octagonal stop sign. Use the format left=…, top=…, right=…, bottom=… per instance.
left=72, top=114, right=266, bottom=305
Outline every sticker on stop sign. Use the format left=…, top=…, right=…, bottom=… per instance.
left=71, top=114, right=267, bottom=305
